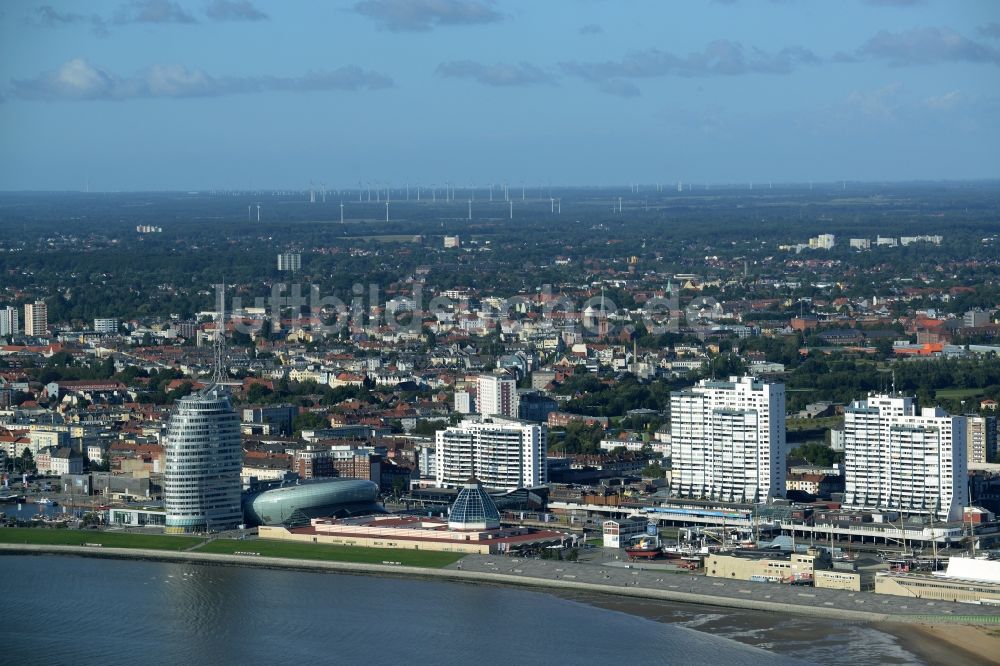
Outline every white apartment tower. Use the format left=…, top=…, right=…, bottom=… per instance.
left=24, top=301, right=47, bottom=337
left=435, top=416, right=547, bottom=490
left=0, top=306, right=18, bottom=337
left=277, top=252, right=302, bottom=272
left=164, top=386, right=243, bottom=533
left=477, top=373, right=519, bottom=418
left=843, top=394, right=967, bottom=521
left=93, top=318, right=119, bottom=334
left=670, top=376, right=786, bottom=502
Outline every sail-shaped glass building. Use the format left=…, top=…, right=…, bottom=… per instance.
left=164, top=386, right=243, bottom=533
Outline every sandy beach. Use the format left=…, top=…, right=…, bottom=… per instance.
left=879, top=623, right=1000, bottom=666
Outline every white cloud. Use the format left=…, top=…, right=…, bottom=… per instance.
left=10, top=58, right=394, bottom=101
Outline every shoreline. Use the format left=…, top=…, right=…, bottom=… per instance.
left=6, top=543, right=1000, bottom=664
left=0, top=542, right=951, bottom=624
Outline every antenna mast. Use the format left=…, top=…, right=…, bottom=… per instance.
left=212, top=283, right=227, bottom=385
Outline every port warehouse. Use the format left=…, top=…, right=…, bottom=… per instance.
left=548, top=500, right=1000, bottom=551
left=704, top=549, right=868, bottom=591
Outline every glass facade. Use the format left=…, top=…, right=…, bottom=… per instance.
left=243, top=478, right=381, bottom=527
left=164, top=387, right=243, bottom=533
left=448, top=481, right=501, bottom=530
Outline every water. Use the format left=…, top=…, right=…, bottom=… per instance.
left=0, top=555, right=804, bottom=666
left=0, top=502, right=81, bottom=521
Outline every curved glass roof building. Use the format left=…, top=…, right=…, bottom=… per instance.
left=164, top=386, right=243, bottom=533
left=243, top=478, right=382, bottom=527
left=448, top=479, right=501, bottom=530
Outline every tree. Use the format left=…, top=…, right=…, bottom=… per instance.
left=19, top=447, right=35, bottom=474
left=293, top=412, right=328, bottom=435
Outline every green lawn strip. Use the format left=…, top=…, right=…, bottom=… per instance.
left=935, top=388, right=985, bottom=400
left=198, top=537, right=463, bottom=568
left=0, top=527, right=203, bottom=551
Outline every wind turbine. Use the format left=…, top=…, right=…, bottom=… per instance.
left=509, top=200, right=513, bottom=220
left=468, top=199, right=472, bottom=220
left=256, top=204, right=261, bottom=222
left=340, top=201, right=344, bottom=224
left=247, top=204, right=252, bottom=222
left=385, top=201, right=390, bottom=222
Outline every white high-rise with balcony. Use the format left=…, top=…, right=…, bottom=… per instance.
left=164, top=386, right=243, bottom=533
left=843, top=394, right=967, bottom=521
left=435, top=416, right=546, bottom=490
left=477, top=373, right=519, bottom=418
left=24, top=301, right=47, bottom=337
left=670, top=376, right=786, bottom=502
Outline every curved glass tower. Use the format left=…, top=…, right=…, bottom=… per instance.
left=164, top=386, right=242, bottom=533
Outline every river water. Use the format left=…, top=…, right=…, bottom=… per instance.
left=0, top=555, right=807, bottom=666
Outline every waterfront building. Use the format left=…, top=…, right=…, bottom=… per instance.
left=435, top=416, right=546, bottom=490
left=843, top=394, right=967, bottom=521
left=477, top=372, right=518, bottom=418
left=24, top=301, right=47, bottom=337
left=164, top=385, right=243, bottom=533
left=242, top=477, right=381, bottom=526
left=447, top=479, right=501, bottom=530
left=669, top=376, right=786, bottom=502
left=875, top=557, right=1000, bottom=603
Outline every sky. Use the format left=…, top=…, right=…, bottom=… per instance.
left=1, top=0, right=998, bottom=190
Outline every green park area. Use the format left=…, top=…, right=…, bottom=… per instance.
left=196, top=538, right=464, bottom=568
left=0, top=527, right=203, bottom=551
left=0, top=527, right=464, bottom=568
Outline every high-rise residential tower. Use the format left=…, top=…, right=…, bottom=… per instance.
left=669, top=376, right=786, bottom=502
left=477, top=373, right=519, bottom=418
left=966, top=415, right=997, bottom=465
left=843, top=394, right=967, bottom=521
left=0, top=306, right=18, bottom=337
left=435, top=416, right=546, bottom=490
left=24, top=301, right=47, bottom=336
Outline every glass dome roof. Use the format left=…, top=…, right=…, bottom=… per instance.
left=448, top=479, right=501, bottom=530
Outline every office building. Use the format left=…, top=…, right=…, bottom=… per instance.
left=93, top=318, right=119, bottom=334
left=669, top=376, right=786, bottom=502
left=967, top=415, right=997, bottom=465
left=477, top=373, right=519, bottom=418
left=24, top=301, right=47, bottom=337
left=164, top=386, right=243, bottom=533
left=843, top=394, right=967, bottom=521
left=242, top=404, right=298, bottom=436
left=435, top=416, right=547, bottom=490
left=0, top=306, right=18, bottom=337
left=277, top=252, right=302, bottom=271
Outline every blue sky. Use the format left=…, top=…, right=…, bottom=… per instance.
left=1, top=0, right=998, bottom=190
